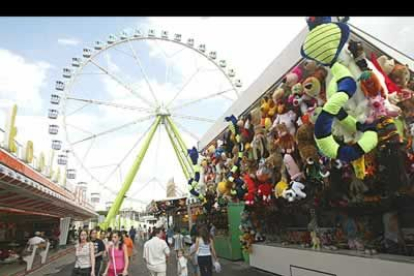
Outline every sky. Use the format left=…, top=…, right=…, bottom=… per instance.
left=0, top=16, right=413, bottom=211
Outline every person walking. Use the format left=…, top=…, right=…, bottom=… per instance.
left=72, top=230, right=95, bottom=276
left=143, top=227, right=170, bottom=276
left=194, top=226, right=218, bottom=276
left=129, top=227, right=136, bottom=244
left=90, top=229, right=105, bottom=276
left=102, top=231, right=129, bottom=276
left=177, top=249, right=188, bottom=276
left=187, top=236, right=200, bottom=276
left=173, top=228, right=184, bottom=254
left=122, top=231, right=134, bottom=260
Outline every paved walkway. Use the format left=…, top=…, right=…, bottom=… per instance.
left=29, top=240, right=273, bottom=276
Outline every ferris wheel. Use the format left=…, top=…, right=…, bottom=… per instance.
left=47, top=28, right=243, bottom=228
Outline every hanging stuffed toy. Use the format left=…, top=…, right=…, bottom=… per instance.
left=282, top=180, right=307, bottom=202
left=301, top=20, right=378, bottom=162
left=243, top=174, right=257, bottom=206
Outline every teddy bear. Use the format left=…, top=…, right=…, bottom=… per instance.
left=390, top=63, right=411, bottom=89
left=275, top=123, right=296, bottom=154
left=251, top=125, right=269, bottom=161
left=348, top=39, right=369, bottom=71
left=296, top=123, right=319, bottom=164
left=377, top=55, right=395, bottom=75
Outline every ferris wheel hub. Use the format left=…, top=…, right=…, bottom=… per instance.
left=156, top=105, right=171, bottom=117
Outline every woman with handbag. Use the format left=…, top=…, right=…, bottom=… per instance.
left=72, top=230, right=95, bottom=276
left=102, top=231, right=129, bottom=276
left=194, top=226, right=219, bottom=276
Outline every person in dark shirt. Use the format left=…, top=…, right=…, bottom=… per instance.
left=129, top=227, right=136, bottom=244
left=90, top=229, right=105, bottom=276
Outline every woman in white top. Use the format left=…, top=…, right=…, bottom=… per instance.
left=194, top=226, right=217, bottom=276
left=72, top=230, right=95, bottom=276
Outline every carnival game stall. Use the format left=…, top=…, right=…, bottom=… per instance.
left=183, top=17, right=414, bottom=276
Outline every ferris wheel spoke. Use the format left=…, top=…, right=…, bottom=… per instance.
left=81, top=137, right=95, bottom=164
left=66, top=123, right=94, bottom=135
left=166, top=67, right=202, bottom=108
left=89, top=163, right=119, bottom=170
left=66, top=96, right=154, bottom=113
left=71, top=115, right=154, bottom=146
left=171, top=118, right=201, bottom=142
left=100, top=121, right=155, bottom=185
left=128, top=177, right=158, bottom=198
left=171, top=113, right=216, bottom=123
left=66, top=102, right=91, bottom=117
left=126, top=39, right=160, bottom=106
left=170, top=88, right=235, bottom=111
left=89, top=59, right=154, bottom=107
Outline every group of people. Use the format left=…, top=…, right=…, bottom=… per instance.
left=143, top=223, right=219, bottom=276
left=72, top=226, right=137, bottom=276
left=71, top=223, right=219, bottom=276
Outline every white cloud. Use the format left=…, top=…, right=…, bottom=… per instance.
left=58, top=38, right=81, bottom=46
left=0, top=49, right=51, bottom=113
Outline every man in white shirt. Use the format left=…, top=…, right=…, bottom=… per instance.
left=143, top=227, right=170, bottom=276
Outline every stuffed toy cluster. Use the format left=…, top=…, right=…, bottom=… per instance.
left=185, top=16, right=414, bottom=254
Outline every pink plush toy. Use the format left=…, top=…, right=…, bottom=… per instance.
left=283, top=154, right=303, bottom=181
left=365, top=95, right=401, bottom=123
left=284, top=66, right=304, bottom=87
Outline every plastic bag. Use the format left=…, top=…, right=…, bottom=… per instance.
left=213, top=260, right=222, bottom=273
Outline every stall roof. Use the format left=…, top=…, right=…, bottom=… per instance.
left=0, top=148, right=97, bottom=220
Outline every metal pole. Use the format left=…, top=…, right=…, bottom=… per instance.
left=164, top=122, right=191, bottom=180
left=100, top=116, right=162, bottom=230
left=165, top=117, right=195, bottom=175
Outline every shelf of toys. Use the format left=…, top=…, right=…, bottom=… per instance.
left=184, top=17, right=414, bottom=275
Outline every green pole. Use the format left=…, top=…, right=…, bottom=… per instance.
left=100, top=116, right=162, bottom=230
left=165, top=117, right=194, bottom=175
left=164, top=122, right=191, bottom=180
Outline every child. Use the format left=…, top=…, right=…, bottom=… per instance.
left=177, top=249, right=188, bottom=276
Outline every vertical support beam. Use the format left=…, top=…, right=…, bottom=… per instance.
left=101, top=116, right=162, bottom=230
left=164, top=122, right=191, bottom=180
left=165, top=116, right=194, bottom=175
left=166, top=117, right=195, bottom=231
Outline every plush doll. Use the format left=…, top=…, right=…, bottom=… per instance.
left=302, top=59, right=318, bottom=76
left=251, top=125, right=269, bottom=162
left=260, top=96, right=273, bottom=128
left=284, top=66, right=303, bottom=87
left=275, top=180, right=289, bottom=199
left=390, top=63, right=411, bottom=89
left=275, top=123, right=296, bottom=154
left=282, top=180, right=306, bottom=202
left=376, top=55, right=395, bottom=76
left=359, top=70, right=386, bottom=98
left=258, top=183, right=273, bottom=203
left=271, top=103, right=297, bottom=136
left=301, top=19, right=379, bottom=162
left=349, top=171, right=368, bottom=203
left=347, top=39, right=369, bottom=71
left=302, top=67, right=328, bottom=100
left=283, top=153, right=303, bottom=181
left=243, top=174, right=257, bottom=206
left=296, top=123, right=319, bottom=164
left=272, top=87, right=286, bottom=106
left=362, top=95, right=401, bottom=124
left=310, top=231, right=321, bottom=250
